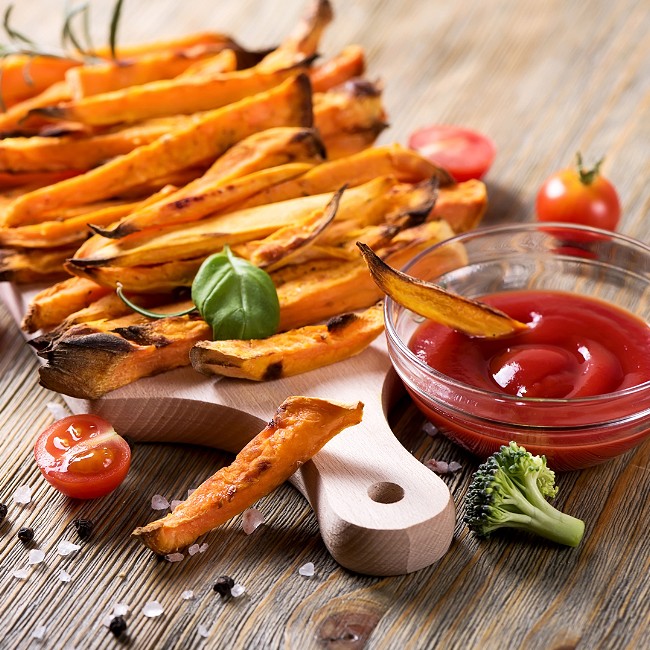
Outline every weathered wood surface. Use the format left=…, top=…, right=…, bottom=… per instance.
left=1, top=0, right=649, bottom=648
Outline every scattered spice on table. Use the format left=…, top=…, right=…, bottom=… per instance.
left=109, top=616, right=127, bottom=638
left=73, top=518, right=94, bottom=541
left=17, top=527, right=34, bottom=543
left=213, top=576, right=235, bottom=597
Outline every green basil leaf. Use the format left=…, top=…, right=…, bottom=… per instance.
left=191, top=245, right=280, bottom=340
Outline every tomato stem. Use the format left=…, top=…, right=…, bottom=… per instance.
left=576, top=152, right=603, bottom=186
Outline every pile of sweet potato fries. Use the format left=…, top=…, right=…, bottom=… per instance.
left=0, top=0, right=487, bottom=399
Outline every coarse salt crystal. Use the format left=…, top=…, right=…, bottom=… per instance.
left=181, top=590, right=194, bottom=600
left=46, top=401, right=71, bottom=421
left=298, top=562, right=315, bottom=577
left=425, top=459, right=449, bottom=474
left=58, top=569, right=72, bottom=583
left=57, top=540, right=81, bottom=556
left=12, top=568, right=29, bottom=580
left=198, top=543, right=209, bottom=553
left=448, top=461, right=463, bottom=473
left=113, top=603, right=129, bottom=617
left=151, top=494, right=170, bottom=510
left=197, top=624, right=210, bottom=638
left=142, top=601, right=164, bottom=618
left=32, top=625, right=47, bottom=640
left=187, top=488, right=196, bottom=498
left=101, top=615, right=113, bottom=628
left=230, top=584, right=245, bottom=598
left=28, top=549, right=46, bottom=565
left=187, top=544, right=200, bottom=556
left=242, top=508, right=265, bottom=535
left=422, top=422, right=439, bottom=437
left=13, top=484, right=32, bottom=505
left=166, top=552, right=184, bottom=563
left=170, top=500, right=183, bottom=510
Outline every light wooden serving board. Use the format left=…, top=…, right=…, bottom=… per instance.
left=1, top=281, right=455, bottom=576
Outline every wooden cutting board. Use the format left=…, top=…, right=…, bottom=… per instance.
left=0, top=281, right=455, bottom=576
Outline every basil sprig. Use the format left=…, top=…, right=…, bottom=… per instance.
left=116, top=245, right=280, bottom=340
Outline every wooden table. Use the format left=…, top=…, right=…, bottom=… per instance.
left=1, top=0, right=648, bottom=647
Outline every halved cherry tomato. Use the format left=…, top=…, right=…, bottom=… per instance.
left=407, top=124, right=496, bottom=182
left=536, top=154, right=621, bottom=231
left=34, top=414, right=131, bottom=499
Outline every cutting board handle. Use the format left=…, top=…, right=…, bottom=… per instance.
left=290, top=399, right=455, bottom=576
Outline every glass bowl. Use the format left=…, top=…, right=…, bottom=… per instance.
left=384, top=222, right=650, bottom=471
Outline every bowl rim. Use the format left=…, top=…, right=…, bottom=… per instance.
left=384, top=221, right=650, bottom=406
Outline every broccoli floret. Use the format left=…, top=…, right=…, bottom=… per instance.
left=463, top=442, right=584, bottom=547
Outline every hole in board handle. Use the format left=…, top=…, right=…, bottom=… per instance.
left=367, top=481, right=405, bottom=504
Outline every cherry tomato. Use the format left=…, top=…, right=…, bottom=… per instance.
left=408, top=125, right=496, bottom=182
left=536, top=154, right=621, bottom=231
left=34, top=414, right=131, bottom=499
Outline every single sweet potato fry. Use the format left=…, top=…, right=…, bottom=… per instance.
left=191, top=302, right=384, bottom=381
left=132, top=395, right=363, bottom=555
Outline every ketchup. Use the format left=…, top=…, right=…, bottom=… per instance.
left=409, top=290, right=650, bottom=399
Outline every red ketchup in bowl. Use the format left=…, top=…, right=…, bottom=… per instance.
left=407, top=290, right=650, bottom=469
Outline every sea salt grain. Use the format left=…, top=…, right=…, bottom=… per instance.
left=32, top=625, right=47, bottom=640
left=425, top=459, right=462, bottom=474
left=58, top=569, right=72, bottom=583
left=113, top=603, right=129, bottom=617
left=46, top=401, right=71, bottom=421
left=298, top=562, right=315, bottom=577
left=28, top=549, right=46, bottom=565
left=170, top=500, right=183, bottom=510
left=230, top=584, right=246, bottom=598
left=187, top=544, right=200, bottom=556
left=142, top=601, right=164, bottom=618
left=12, top=568, right=29, bottom=580
left=166, top=552, right=184, bottom=563
left=198, top=543, right=209, bottom=553
left=448, top=461, right=463, bottom=473
left=198, top=624, right=210, bottom=638
left=422, top=422, right=439, bottom=437
left=151, top=494, right=170, bottom=510
left=181, top=590, right=194, bottom=600
left=13, top=485, right=32, bottom=505
left=242, top=508, right=265, bottom=535
left=57, top=540, right=81, bottom=556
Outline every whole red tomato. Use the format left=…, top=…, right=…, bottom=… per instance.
left=34, top=414, right=131, bottom=499
left=536, top=154, right=621, bottom=231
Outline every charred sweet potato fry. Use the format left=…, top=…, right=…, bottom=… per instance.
left=132, top=395, right=363, bottom=555
left=0, top=186, right=178, bottom=249
left=36, top=311, right=209, bottom=399
left=0, top=55, right=77, bottom=109
left=66, top=43, right=239, bottom=99
left=0, top=118, right=190, bottom=174
left=0, top=245, right=76, bottom=283
left=96, top=127, right=326, bottom=238
left=309, top=45, right=366, bottom=92
left=2, top=74, right=313, bottom=226
left=92, top=163, right=316, bottom=241
left=258, top=0, right=333, bottom=71
left=191, top=302, right=383, bottom=381
left=35, top=64, right=310, bottom=127
left=22, top=277, right=112, bottom=333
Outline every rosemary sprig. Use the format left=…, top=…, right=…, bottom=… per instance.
left=109, top=0, right=125, bottom=60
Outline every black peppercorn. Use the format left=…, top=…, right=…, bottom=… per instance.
left=73, top=518, right=94, bottom=541
left=213, top=575, right=235, bottom=597
left=0, top=503, right=7, bottom=521
left=109, top=615, right=127, bottom=638
left=17, top=527, right=34, bottom=543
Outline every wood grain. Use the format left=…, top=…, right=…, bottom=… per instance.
left=1, top=0, right=649, bottom=648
